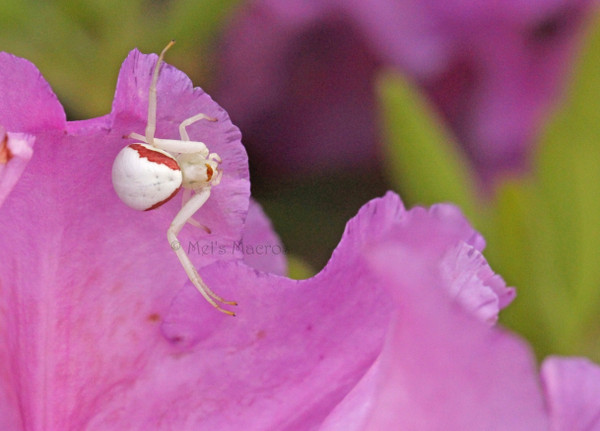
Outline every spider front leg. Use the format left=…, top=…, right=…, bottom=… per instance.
left=179, top=113, right=217, bottom=141
left=167, top=188, right=237, bottom=316
left=145, top=40, right=175, bottom=146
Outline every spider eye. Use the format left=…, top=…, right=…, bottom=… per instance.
left=112, top=143, right=183, bottom=211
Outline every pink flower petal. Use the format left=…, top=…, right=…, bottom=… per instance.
left=0, top=52, right=66, bottom=133
left=541, top=356, right=600, bottom=431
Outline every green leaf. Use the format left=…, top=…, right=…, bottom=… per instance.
left=286, top=255, right=316, bottom=280
left=0, top=0, right=243, bottom=118
left=488, top=180, right=572, bottom=359
left=530, top=17, right=600, bottom=357
left=377, top=71, right=482, bottom=225
left=489, top=17, right=600, bottom=360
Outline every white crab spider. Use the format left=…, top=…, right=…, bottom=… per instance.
left=112, top=41, right=236, bottom=316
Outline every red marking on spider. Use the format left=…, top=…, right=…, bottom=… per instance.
left=145, top=186, right=181, bottom=211
left=130, top=143, right=180, bottom=172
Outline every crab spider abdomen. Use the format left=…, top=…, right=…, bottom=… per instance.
left=112, top=143, right=183, bottom=211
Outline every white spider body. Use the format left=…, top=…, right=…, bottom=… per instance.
left=112, top=143, right=182, bottom=211
left=111, top=41, right=236, bottom=315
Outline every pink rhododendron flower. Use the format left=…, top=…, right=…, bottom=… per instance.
left=1, top=49, right=600, bottom=430
left=216, top=0, right=596, bottom=184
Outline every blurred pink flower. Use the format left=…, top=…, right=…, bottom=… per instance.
left=216, top=0, right=596, bottom=185
left=1, top=49, right=599, bottom=430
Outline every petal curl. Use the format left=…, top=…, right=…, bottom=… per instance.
left=440, top=242, right=515, bottom=324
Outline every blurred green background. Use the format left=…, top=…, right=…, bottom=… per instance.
left=2, top=0, right=600, bottom=362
